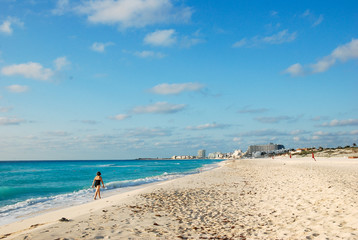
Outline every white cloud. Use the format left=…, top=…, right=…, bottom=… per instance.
left=311, top=130, right=358, bottom=143
left=134, top=50, right=165, bottom=58
left=255, top=115, right=301, bottom=124
left=109, top=114, right=131, bottom=120
left=0, top=17, right=23, bottom=35
left=290, top=129, right=308, bottom=135
left=238, top=106, right=268, bottom=114
left=314, top=131, right=333, bottom=136
left=6, top=85, right=29, bottom=93
left=52, top=0, right=70, bottom=16
left=255, top=116, right=289, bottom=124
left=81, top=120, right=99, bottom=125
left=0, top=106, right=13, bottom=113
left=293, top=136, right=300, bottom=141
left=186, top=123, right=230, bottom=130
left=0, top=21, right=12, bottom=35
left=149, top=82, right=204, bottom=95
left=313, top=14, right=324, bottom=27
left=45, top=131, right=72, bottom=137
left=239, top=129, right=288, bottom=137
left=310, top=57, right=336, bottom=73
left=301, top=9, right=324, bottom=27
left=313, top=130, right=358, bottom=137
left=1, top=57, right=70, bottom=81
left=124, top=127, right=171, bottom=138
left=312, top=135, right=320, bottom=140
left=0, top=117, right=25, bottom=125
left=302, top=9, right=311, bottom=17
left=311, top=39, right=358, bottom=72
left=311, top=116, right=329, bottom=121
left=284, top=39, right=358, bottom=76
left=1, top=62, right=54, bottom=81
left=233, top=29, right=296, bottom=48
left=331, top=39, right=358, bottom=61
left=283, top=63, right=304, bottom=76
left=143, top=29, right=204, bottom=48
left=262, top=29, right=297, bottom=44
left=270, top=11, right=278, bottom=16
left=90, top=42, right=114, bottom=52
left=54, top=56, right=70, bottom=70
left=321, top=119, right=358, bottom=127
left=233, top=38, right=247, bottom=48
left=233, top=137, right=241, bottom=142
left=75, top=0, right=192, bottom=29
left=180, top=35, right=204, bottom=48
left=132, top=101, right=186, bottom=114
left=144, top=29, right=176, bottom=46
left=351, top=130, right=358, bottom=135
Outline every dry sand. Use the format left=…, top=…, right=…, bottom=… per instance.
left=1, top=157, right=358, bottom=239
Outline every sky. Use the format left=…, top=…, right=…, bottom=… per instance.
left=0, top=0, right=357, bottom=160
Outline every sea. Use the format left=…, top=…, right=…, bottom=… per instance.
left=0, top=159, right=223, bottom=226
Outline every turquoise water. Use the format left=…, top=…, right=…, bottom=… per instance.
left=0, top=159, right=223, bottom=225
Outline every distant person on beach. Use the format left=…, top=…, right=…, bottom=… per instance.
left=92, top=171, right=105, bottom=200
left=312, top=152, right=316, bottom=161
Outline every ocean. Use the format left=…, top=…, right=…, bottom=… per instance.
left=0, top=159, right=223, bottom=225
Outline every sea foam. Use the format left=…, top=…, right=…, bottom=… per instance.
left=0, top=161, right=221, bottom=226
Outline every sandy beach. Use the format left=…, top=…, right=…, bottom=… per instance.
left=1, top=157, right=358, bottom=240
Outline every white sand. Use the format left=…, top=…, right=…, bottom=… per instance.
left=1, top=157, right=357, bottom=239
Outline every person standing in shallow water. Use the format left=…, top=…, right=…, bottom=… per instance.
left=92, top=171, right=105, bottom=200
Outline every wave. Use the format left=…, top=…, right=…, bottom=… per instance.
left=0, top=188, right=93, bottom=226
left=3, top=169, right=53, bottom=174
left=105, top=162, right=220, bottom=190
left=112, top=165, right=145, bottom=168
left=96, top=164, right=116, bottom=167
left=0, top=161, right=221, bottom=226
left=79, top=164, right=144, bottom=168
left=198, top=163, right=219, bottom=172
left=0, top=187, right=32, bottom=199
left=105, top=172, right=184, bottom=190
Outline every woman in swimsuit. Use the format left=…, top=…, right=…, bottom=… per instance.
left=92, top=171, right=105, bottom=200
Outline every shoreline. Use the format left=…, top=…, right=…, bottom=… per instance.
left=2, top=157, right=358, bottom=239
left=0, top=158, right=220, bottom=162
left=0, top=159, right=223, bottom=227
left=0, top=160, right=228, bottom=239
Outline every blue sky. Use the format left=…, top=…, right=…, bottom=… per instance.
left=0, top=0, right=357, bottom=160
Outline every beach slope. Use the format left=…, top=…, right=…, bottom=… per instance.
left=1, top=157, right=358, bottom=239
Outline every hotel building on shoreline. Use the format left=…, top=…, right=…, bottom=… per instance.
left=247, top=143, right=285, bottom=155
left=197, top=149, right=206, bottom=158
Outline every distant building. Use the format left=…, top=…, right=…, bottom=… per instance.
left=171, top=155, right=195, bottom=160
left=247, top=143, right=285, bottom=154
left=208, top=152, right=221, bottom=159
left=232, top=149, right=244, bottom=159
left=198, top=149, right=206, bottom=158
